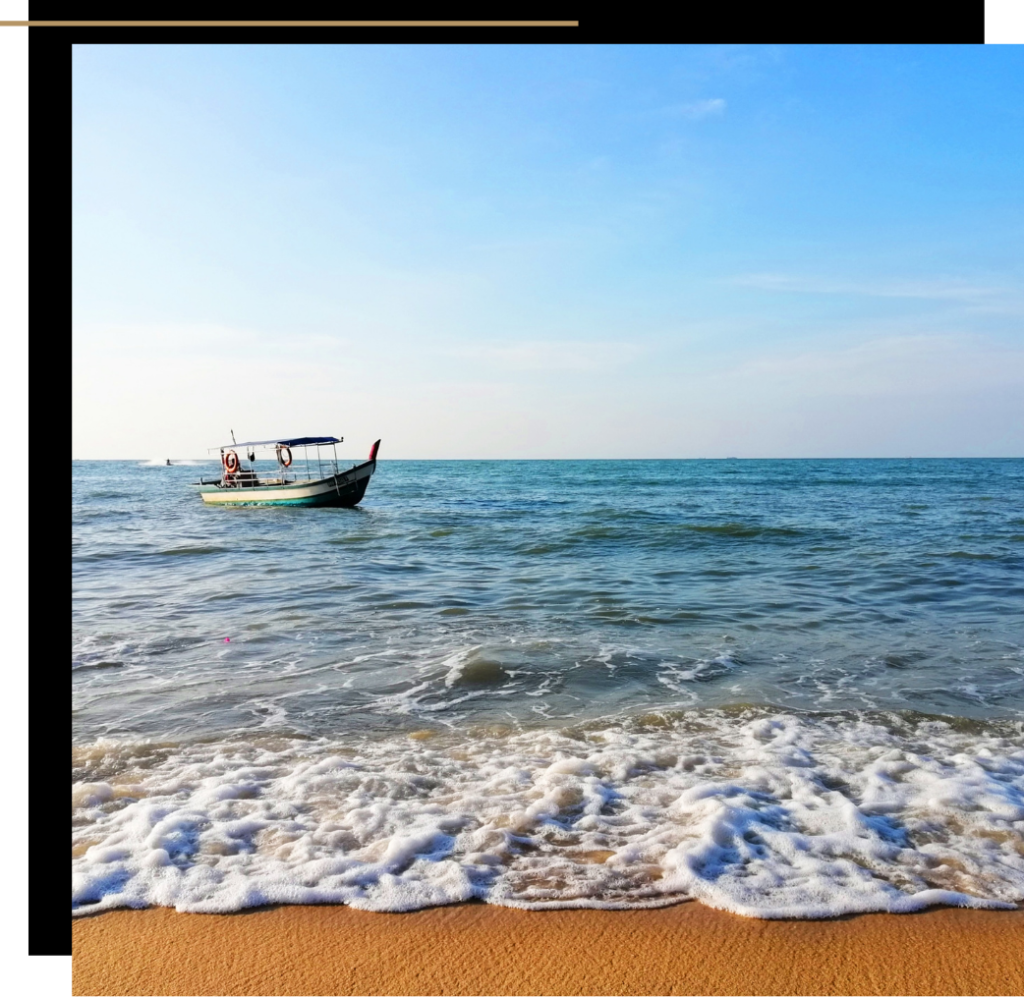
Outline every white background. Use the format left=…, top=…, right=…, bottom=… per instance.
left=987, top=0, right=1024, bottom=40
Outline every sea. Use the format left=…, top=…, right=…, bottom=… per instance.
left=72, top=458, right=1024, bottom=919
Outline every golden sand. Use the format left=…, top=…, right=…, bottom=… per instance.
left=72, top=901, right=1024, bottom=996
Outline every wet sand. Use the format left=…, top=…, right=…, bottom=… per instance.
left=72, top=901, right=1024, bottom=996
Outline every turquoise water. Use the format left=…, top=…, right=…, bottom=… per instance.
left=72, top=459, right=1024, bottom=918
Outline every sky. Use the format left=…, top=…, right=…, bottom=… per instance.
left=72, top=44, right=1024, bottom=459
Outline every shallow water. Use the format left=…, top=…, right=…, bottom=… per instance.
left=72, top=458, right=1024, bottom=917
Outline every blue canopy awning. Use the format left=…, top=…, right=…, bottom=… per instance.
left=218, top=436, right=342, bottom=449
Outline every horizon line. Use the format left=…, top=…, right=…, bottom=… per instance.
left=72, top=455, right=1024, bottom=462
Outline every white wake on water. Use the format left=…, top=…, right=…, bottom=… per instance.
left=137, top=459, right=209, bottom=466
left=72, top=712, right=1024, bottom=918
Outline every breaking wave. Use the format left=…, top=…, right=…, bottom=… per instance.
left=72, top=710, right=1024, bottom=918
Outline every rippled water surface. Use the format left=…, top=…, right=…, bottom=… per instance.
left=72, top=459, right=1024, bottom=918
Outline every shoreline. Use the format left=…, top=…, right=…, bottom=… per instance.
left=72, top=901, right=1024, bottom=996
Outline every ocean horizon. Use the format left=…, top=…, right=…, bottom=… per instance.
left=73, top=457, right=1024, bottom=919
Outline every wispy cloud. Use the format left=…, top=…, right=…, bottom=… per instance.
left=449, top=340, right=646, bottom=373
left=655, top=98, right=727, bottom=121
left=73, top=322, right=361, bottom=359
left=719, top=333, right=1024, bottom=397
left=732, top=273, right=1021, bottom=310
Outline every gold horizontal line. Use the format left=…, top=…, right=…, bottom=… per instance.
left=0, top=20, right=578, bottom=27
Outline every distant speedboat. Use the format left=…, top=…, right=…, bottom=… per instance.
left=196, top=435, right=380, bottom=507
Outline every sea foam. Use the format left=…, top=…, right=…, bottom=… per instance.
left=72, top=711, right=1024, bottom=918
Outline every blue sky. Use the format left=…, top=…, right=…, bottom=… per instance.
left=72, top=44, right=1024, bottom=458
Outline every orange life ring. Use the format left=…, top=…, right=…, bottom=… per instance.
left=223, top=450, right=240, bottom=474
left=277, top=446, right=292, bottom=468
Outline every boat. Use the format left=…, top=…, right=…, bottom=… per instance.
left=195, top=435, right=381, bottom=507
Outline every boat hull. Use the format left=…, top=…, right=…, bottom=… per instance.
left=198, top=460, right=375, bottom=507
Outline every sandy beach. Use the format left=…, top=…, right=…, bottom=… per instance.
left=72, top=901, right=1024, bottom=996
